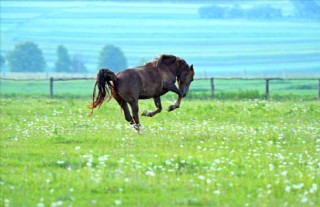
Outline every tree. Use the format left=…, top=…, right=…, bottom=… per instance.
left=6, top=42, right=46, bottom=72
left=245, top=5, right=282, bottom=19
left=98, top=45, right=127, bottom=72
left=0, top=54, right=5, bottom=71
left=225, top=5, right=243, bottom=19
left=199, top=5, right=225, bottom=19
left=198, top=4, right=282, bottom=20
left=55, top=45, right=72, bottom=73
left=290, top=0, right=320, bottom=19
left=71, top=54, right=87, bottom=73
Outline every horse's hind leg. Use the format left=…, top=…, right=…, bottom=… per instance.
left=141, top=96, right=162, bottom=117
left=128, top=100, right=141, bottom=131
left=122, top=102, right=134, bottom=125
left=113, top=93, right=134, bottom=125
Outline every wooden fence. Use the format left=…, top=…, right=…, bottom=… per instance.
left=49, top=77, right=94, bottom=98
left=48, top=77, right=320, bottom=99
left=197, top=77, right=320, bottom=99
left=1, top=77, right=319, bottom=99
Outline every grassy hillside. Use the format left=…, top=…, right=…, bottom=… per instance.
left=1, top=1, right=320, bottom=76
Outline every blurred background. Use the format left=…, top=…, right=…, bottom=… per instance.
left=0, top=0, right=319, bottom=99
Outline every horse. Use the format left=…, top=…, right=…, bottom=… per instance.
left=89, top=54, right=195, bottom=132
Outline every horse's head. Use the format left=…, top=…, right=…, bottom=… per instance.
left=177, top=64, right=194, bottom=98
left=156, top=55, right=195, bottom=97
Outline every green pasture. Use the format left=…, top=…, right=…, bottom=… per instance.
left=1, top=98, right=319, bottom=206
left=1, top=79, right=319, bottom=100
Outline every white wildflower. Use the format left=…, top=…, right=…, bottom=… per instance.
left=198, top=175, right=205, bottom=180
left=56, top=161, right=65, bottom=165
left=309, top=184, right=317, bottom=193
left=37, top=203, right=45, bottom=207
left=292, top=183, right=304, bottom=189
left=51, top=200, right=63, bottom=207
left=269, top=164, right=274, bottom=171
left=301, top=197, right=308, bottom=203
left=98, top=155, right=109, bottom=162
left=285, top=186, right=291, bottom=192
left=114, top=200, right=122, bottom=206
left=213, top=190, right=220, bottom=195
left=146, top=171, right=155, bottom=176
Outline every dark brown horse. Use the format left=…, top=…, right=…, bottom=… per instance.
left=89, top=54, right=195, bottom=132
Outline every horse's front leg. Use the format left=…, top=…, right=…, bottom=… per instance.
left=142, top=96, right=162, bottom=117
left=166, top=84, right=183, bottom=112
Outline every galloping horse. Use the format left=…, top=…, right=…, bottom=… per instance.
left=89, top=54, right=195, bottom=131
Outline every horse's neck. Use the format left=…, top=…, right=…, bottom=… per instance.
left=157, top=64, right=183, bottom=78
left=169, top=66, right=183, bottom=77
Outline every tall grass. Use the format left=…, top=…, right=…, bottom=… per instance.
left=1, top=98, right=319, bottom=206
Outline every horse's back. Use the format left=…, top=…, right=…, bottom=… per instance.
left=115, top=66, right=164, bottom=101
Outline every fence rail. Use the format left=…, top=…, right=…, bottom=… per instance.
left=203, top=77, right=320, bottom=99
left=1, top=77, right=320, bottom=100
left=48, top=77, right=320, bottom=99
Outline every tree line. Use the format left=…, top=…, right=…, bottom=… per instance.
left=0, top=42, right=127, bottom=73
left=199, top=0, right=320, bottom=20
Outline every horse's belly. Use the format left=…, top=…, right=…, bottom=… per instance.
left=139, top=89, right=168, bottom=99
left=139, top=95, right=152, bottom=99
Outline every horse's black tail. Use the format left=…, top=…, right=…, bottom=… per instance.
left=88, top=68, right=117, bottom=116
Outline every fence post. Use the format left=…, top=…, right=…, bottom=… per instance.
left=265, top=79, right=269, bottom=99
left=50, top=77, right=54, bottom=98
left=210, top=78, right=214, bottom=98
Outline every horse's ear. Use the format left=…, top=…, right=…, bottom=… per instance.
left=190, top=64, right=194, bottom=71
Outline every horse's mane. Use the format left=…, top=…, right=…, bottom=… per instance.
left=144, top=54, right=183, bottom=68
left=144, top=60, right=157, bottom=67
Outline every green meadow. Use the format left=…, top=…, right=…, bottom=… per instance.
left=1, top=1, right=320, bottom=206
left=1, top=98, right=319, bottom=206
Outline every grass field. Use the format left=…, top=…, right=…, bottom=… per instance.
left=1, top=98, right=319, bottom=206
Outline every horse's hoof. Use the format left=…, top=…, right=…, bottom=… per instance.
left=133, top=124, right=143, bottom=133
left=168, top=105, right=174, bottom=112
left=141, top=110, right=148, bottom=116
left=142, top=110, right=153, bottom=117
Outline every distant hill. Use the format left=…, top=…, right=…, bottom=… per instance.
left=1, top=1, right=319, bottom=77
